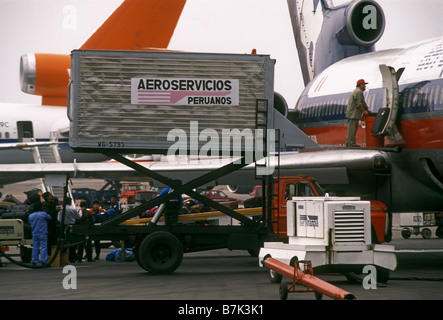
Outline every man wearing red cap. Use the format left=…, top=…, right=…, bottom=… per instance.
left=345, top=79, right=369, bottom=147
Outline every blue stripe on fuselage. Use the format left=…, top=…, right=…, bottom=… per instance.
left=295, top=78, right=443, bottom=126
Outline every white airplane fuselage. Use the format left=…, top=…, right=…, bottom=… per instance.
left=292, top=36, right=443, bottom=212
left=0, top=103, right=107, bottom=164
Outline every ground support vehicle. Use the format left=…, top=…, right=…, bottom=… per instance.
left=66, top=154, right=278, bottom=274
left=246, top=176, right=392, bottom=244
left=399, top=212, right=438, bottom=239
left=258, top=196, right=397, bottom=283
left=120, top=183, right=156, bottom=205
left=66, top=49, right=287, bottom=274
left=0, top=219, right=33, bottom=265
left=65, top=49, right=389, bottom=275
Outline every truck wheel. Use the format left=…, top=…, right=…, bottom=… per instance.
left=421, top=228, right=432, bottom=239
left=137, top=231, right=183, bottom=274
left=401, top=229, right=411, bottom=239
left=279, top=282, right=289, bottom=300
left=377, top=267, right=390, bottom=284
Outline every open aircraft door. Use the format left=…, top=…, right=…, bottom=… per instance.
left=370, top=64, right=404, bottom=141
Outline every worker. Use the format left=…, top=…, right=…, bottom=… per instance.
left=76, top=200, right=94, bottom=262
left=159, top=187, right=183, bottom=226
left=28, top=202, right=51, bottom=266
left=89, top=200, right=105, bottom=260
left=57, top=197, right=81, bottom=263
left=345, top=79, right=369, bottom=147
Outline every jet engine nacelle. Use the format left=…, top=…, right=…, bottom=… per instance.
left=337, top=0, right=385, bottom=47
left=20, top=53, right=70, bottom=106
left=274, top=92, right=288, bottom=118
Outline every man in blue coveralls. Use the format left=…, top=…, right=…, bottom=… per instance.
left=159, top=187, right=183, bottom=226
left=28, top=202, right=52, bottom=265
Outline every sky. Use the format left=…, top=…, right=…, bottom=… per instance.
left=0, top=0, right=442, bottom=109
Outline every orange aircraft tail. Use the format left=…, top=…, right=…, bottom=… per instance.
left=80, top=0, right=186, bottom=50
left=20, top=0, right=186, bottom=105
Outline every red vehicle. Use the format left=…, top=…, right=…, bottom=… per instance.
left=183, top=188, right=242, bottom=204
left=196, top=189, right=241, bottom=203
left=120, top=183, right=157, bottom=204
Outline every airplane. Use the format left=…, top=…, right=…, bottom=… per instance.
left=279, top=0, right=443, bottom=213
left=0, top=0, right=186, bottom=168
left=1, top=0, right=442, bottom=217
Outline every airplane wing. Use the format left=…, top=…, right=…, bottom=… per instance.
left=0, top=141, right=66, bottom=151
left=0, top=149, right=387, bottom=192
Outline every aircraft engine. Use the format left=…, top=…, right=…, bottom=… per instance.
left=336, top=0, right=385, bottom=47
left=227, top=185, right=254, bottom=195
left=274, top=92, right=288, bottom=117
left=20, top=53, right=70, bottom=106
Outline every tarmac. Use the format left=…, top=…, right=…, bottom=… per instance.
left=1, top=179, right=442, bottom=305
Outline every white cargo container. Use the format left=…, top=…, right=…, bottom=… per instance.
left=68, top=50, right=275, bottom=154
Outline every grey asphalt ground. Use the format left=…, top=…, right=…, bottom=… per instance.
left=1, top=179, right=442, bottom=306
left=1, top=233, right=442, bottom=301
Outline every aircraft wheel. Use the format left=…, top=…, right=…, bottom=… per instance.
left=137, top=231, right=183, bottom=274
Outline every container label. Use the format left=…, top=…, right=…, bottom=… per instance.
left=131, top=78, right=239, bottom=106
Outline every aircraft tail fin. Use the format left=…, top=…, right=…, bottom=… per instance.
left=287, top=0, right=385, bottom=86
left=80, top=0, right=186, bottom=50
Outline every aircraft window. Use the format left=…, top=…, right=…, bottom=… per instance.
left=434, top=86, right=440, bottom=105
left=423, top=87, right=429, bottom=107
left=0, top=132, right=2, bottom=138
left=5, top=132, right=10, bottom=139
left=429, top=87, right=434, bottom=107
left=407, top=89, right=413, bottom=108
left=417, top=91, right=423, bottom=107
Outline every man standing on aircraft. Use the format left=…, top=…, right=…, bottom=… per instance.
left=345, top=79, right=369, bottom=147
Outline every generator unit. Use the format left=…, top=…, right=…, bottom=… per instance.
left=0, top=219, right=26, bottom=246
left=259, top=196, right=396, bottom=281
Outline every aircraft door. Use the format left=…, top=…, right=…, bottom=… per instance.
left=371, top=64, right=404, bottom=138
left=17, top=121, right=34, bottom=142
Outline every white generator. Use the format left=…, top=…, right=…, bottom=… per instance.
left=259, top=196, right=396, bottom=282
left=0, top=219, right=25, bottom=245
